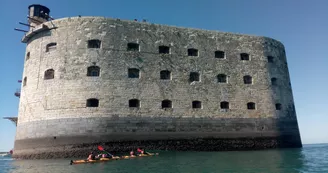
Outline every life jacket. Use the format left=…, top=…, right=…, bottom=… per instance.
left=137, top=148, right=143, bottom=153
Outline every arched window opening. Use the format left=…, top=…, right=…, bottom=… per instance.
left=240, top=53, right=249, bottom=61
left=275, top=103, right=282, bottom=110
left=23, top=77, right=27, bottom=87
left=162, top=100, right=172, bottom=108
left=159, top=46, right=170, bottom=54
left=188, top=48, right=198, bottom=56
left=128, top=68, right=140, bottom=78
left=243, top=75, right=253, bottom=84
left=46, top=43, right=57, bottom=52
left=87, top=66, right=100, bottom=77
left=215, top=51, right=225, bottom=59
left=271, top=78, right=277, bottom=86
left=129, top=99, right=140, bottom=108
left=189, top=72, right=200, bottom=82
left=26, top=52, right=30, bottom=61
left=44, top=69, right=54, bottom=80
left=88, top=39, right=101, bottom=48
left=160, top=70, right=171, bottom=80
left=192, top=101, right=202, bottom=109
left=86, top=98, right=99, bottom=107
left=217, top=74, right=227, bottom=83
left=268, top=56, right=274, bottom=63
left=247, top=102, right=256, bottom=110
left=220, top=101, right=229, bottom=109
left=127, top=43, right=139, bottom=51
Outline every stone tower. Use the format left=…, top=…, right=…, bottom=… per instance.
left=27, top=5, right=50, bottom=28
left=14, top=5, right=302, bottom=159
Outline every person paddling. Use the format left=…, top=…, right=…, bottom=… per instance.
left=137, top=148, right=150, bottom=155
left=105, top=152, right=115, bottom=158
left=97, top=146, right=116, bottom=159
left=130, top=150, right=136, bottom=157
left=87, top=151, right=96, bottom=160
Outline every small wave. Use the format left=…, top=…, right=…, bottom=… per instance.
left=0, top=158, right=13, bottom=161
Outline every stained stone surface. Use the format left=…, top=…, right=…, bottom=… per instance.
left=15, top=17, right=302, bottom=159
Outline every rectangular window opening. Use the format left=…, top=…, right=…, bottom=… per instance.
left=192, top=101, right=202, bottom=109
left=88, top=40, right=101, bottom=48
left=162, top=100, right=172, bottom=108
left=127, top=43, right=139, bottom=51
left=128, top=68, right=140, bottom=78
left=159, top=46, right=170, bottom=54
left=215, top=51, right=225, bottom=59
left=160, top=70, right=171, bottom=80
left=188, top=49, right=198, bottom=56
left=46, top=43, right=57, bottom=52
left=129, top=99, right=140, bottom=108
left=241, top=53, right=249, bottom=61
left=190, top=72, right=200, bottom=82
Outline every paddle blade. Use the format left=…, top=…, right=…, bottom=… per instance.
left=98, top=146, right=104, bottom=151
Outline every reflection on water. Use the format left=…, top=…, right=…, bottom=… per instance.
left=1, top=144, right=328, bottom=173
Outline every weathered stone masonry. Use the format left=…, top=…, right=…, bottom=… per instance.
left=14, top=6, right=302, bottom=159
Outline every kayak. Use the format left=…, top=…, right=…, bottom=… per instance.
left=70, top=153, right=159, bottom=165
left=121, top=155, right=137, bottom=159
left=70, top=156, right=120, bottom=165
left=138, top=153, right=159, bottom=157
left=121, top=153, right=158, bottom=159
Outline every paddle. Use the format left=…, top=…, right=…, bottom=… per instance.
left=137, top=148, right=153, bottom=155
left=97, top=145, right=114, bottom=157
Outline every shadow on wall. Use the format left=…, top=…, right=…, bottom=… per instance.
left=262, top=37, right=302, bottom=148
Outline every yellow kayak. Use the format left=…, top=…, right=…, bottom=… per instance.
left=70, top=156, right=120, bottom=165
left=121, top=155, right=137, bottom=159
left=121, top=153, right=159, bottom=159
left=70, top=153, right=159, bottom=164
left=138, top=153, right=159, bottom=157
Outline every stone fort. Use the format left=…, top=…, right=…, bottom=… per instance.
left=14, top=4, right=302, bottom=159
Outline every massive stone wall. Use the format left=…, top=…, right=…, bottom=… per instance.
left=14, top=17, right=301, bottom=159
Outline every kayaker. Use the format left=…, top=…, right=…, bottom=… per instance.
left=87, top=151, right=96, bottom=160
left=95, top=153, right=102, bottom=159
left=137, top=148, right=142, bottom=155
left=137, top=148, right=148, bottom=155
left=138, top=148, right=150, bottom=155
left=103, top=153, right=114, bottom=158
left=130, top=150, right=136, bottom=157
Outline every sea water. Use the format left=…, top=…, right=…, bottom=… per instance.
left=0, top=144, right=327, bottom=173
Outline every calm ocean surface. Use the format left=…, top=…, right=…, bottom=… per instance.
left=1, top=144, right=327, bottom=173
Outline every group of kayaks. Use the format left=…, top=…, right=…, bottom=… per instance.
left=70, top=153, right=159, bottom=165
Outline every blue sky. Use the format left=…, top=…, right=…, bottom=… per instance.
left=0, top=0, right=327, bottom=151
